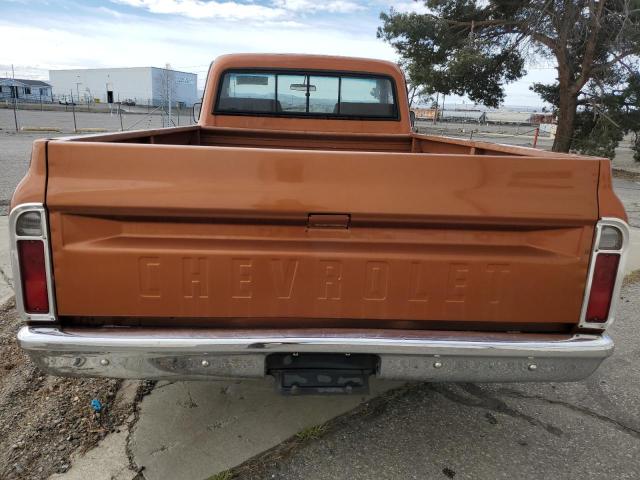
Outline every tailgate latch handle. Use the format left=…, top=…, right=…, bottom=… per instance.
left=307, top=213, right=351, bottom=229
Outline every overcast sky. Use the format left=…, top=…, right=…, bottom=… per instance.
left=1, top=0, right=556, bottom=107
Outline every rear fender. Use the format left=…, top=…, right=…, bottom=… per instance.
left=11, top=139, right=48, bottom=209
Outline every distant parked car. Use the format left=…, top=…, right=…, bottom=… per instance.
left=122, top=99, right=136, bottom=106
left=58, top=100, right=76, bottom=106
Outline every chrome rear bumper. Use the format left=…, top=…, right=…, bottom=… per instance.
left=18, top=327, right=614, bottom=383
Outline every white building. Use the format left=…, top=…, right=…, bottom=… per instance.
left=485, top=111, right=534, bottom=125
left=48, top=67, right=198, bottom=107
left=440, top=109, right=487, bottom=123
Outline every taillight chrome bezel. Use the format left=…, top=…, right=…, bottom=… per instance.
left=579, top=217, right=630, bottom=330
left=9, top=203, right=57, bottom=322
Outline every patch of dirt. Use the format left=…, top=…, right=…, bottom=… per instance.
left=0, top=301, right=140, bottom=479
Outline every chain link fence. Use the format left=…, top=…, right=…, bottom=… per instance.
left=0, top=96, right=195, bottom=134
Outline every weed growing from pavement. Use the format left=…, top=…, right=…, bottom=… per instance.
left=207, top=470, right=234, bottom=480
left=295, top=423, right=328, bottom=441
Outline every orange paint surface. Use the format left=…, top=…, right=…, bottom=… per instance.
left=11, top=54, right=626, bottom=330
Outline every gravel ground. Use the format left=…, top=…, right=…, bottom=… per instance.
left=0, top=301, right=145, bottom=479
left=238, top=280, right=640, bottom=480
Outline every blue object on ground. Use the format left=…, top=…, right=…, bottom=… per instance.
left=91, top=399, right=102, bottom=412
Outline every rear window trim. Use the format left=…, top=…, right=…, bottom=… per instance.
left=213, top=67, right=400, bottom=121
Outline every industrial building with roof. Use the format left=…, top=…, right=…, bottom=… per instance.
left=48, top=66, right=198, bottom=107
left=0, top=78, right=53, bottom=102
left=415, top=107, right=555, bottom=126
left=440, top=109, right=488, bottom=123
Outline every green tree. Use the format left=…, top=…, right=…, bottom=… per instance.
left=532, top=72, right=640, bottom=159
left=378, top=0, right=640, bottom=152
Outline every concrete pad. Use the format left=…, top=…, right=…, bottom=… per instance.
left=626, top=227, right=640, bottom=275
left=0, top=216, right=13, bottom=306
left=130, top=378, right=402, bottom=480
left=49, top=429, right=137, bottom=480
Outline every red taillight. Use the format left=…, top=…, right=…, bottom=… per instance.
left=585, top=253, right=620, bottom=323
left=17, top=240, right=49, bottom=313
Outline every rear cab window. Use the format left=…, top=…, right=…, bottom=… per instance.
left=215, top=70, right=398, bottom=119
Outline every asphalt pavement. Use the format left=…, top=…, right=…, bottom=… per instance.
left=0, top=110, right=167, bottom=214
left=615, top=177, right=640, bottom=228
left=251, top=280, right=640, bottom=480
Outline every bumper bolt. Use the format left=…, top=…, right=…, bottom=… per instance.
left=433, top=361, right=443, bottom=369
left=201, top=360, right=210, bottom=367
left=99, top=359, right=109, bottom=366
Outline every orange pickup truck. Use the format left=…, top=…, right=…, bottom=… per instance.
left=11, top=54, right=630, bottom=393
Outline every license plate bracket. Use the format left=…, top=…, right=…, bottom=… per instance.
left=267, top=353, right=378, bottom=395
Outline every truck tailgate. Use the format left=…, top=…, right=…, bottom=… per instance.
left=45, top=142, right=599, bottom=327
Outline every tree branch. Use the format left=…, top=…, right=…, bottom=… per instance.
left=431, top=17, right=523, bottom=28
left=590, top=49, right=639, bottom=75
left=528, top=31, right=557, bottom=51
left=575, top=0, right=607, bottom=91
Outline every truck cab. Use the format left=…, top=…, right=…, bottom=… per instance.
left=11, top=54, right=629, bottom=393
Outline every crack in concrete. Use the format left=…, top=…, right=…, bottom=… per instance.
left=183, top=388, right=198, bottom=409
left=151, top=382, right=175, bottom=392
left=0, top=264, right=13, bottom=289
left=433, top=382, right=640, bottom=440
left=125, top=381, right=157, bottom=480
left=148, top=445, right=169, bottom=456
left=497, top=388, right=640, bottom=440
left=428, top=383, right=565, bottom=437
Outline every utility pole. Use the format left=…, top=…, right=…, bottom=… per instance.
left=70, top=89, right=77, bottom=133
left=75, top=75, right=81, bottom=104
left=11, top=64, right=18, bottom=132
left=166, top=63, right=173, bottom=127
left=86, top=87, right=92, bottom=112
left=162, top=63, right=177, bottom=127
left=168, top=84, right=172, bottom=126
